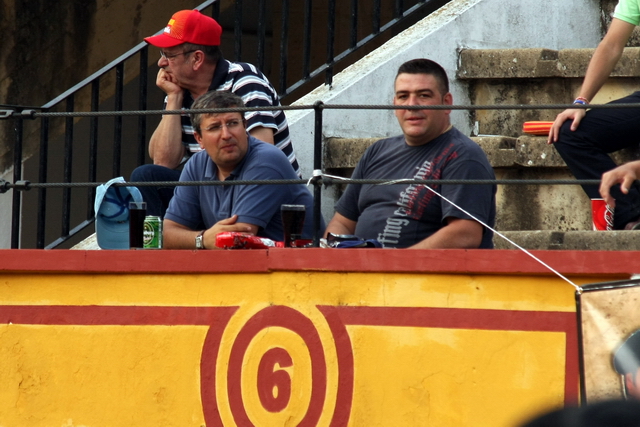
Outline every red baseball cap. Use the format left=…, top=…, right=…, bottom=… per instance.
left=144, top=10, right=222, bottom=48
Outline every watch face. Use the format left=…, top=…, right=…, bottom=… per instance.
left=196, top=235, right=203, bottom=249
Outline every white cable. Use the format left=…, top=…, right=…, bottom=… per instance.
left=306, top=169, right=327, bottom=187
left=316, top=173, right=581, bottom=291
left=419, top=183, right=581, bottom=291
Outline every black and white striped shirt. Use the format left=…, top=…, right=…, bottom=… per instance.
left=171, top=57, right=301, bottom=177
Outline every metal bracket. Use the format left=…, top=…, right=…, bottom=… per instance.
left=0, top=109, right=36, bottom=120
left=0, top=179, right=9, bottom=194
left=13, top=180, right=31, bottom=191
left=19, top=109, right=37, bottom=119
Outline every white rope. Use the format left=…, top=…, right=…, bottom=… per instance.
left=323, top=174, right=581, bottom=292
left=307, top=169, right=324, bottom=187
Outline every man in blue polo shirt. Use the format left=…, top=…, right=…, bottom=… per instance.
left=163, top=91, right=320, bottom=249
left=132, top=9, right=300, bottom=218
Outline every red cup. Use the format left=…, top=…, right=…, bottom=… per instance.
left=591, top=199, right=614, bottom=231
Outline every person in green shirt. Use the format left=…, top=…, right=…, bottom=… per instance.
left=548, top=0, right=640, bottom=230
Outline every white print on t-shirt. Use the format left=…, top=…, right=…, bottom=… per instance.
left=376, top=160, right=432, bottom=246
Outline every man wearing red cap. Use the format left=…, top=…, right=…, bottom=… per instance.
left=131, top=9, right=300, bottom=217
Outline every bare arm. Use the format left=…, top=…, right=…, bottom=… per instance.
left=249, top=126, right=275, bottom=144
left=548, top=18, right=635, bottom=143
left=324, top=212, right=357, bottom=237
left=407, top=218, right=484, bottom=249
left=163, top=215, right=256, bottom=249
left=599, top=160, right=640, bottom=207
left=148, top=69, right=188, bottom=169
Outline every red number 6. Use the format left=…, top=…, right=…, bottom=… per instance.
left=257, top=347, right=293, bottom=412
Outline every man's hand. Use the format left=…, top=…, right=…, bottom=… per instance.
left=156, top=68, right=182, bottom=96
left=163, top=215, right=257, bottom=249
left=547, top=108, right=586, bottom=144
left=202, top=215, right=257, bottom=249
left=548, top=19, right=634, bottom=145
left=599, top=161, right=640, bottom=208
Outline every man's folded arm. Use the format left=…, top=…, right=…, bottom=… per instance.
left=408, top=217, right=484, bottom=249
left=324, top=212, right=357, bottom=237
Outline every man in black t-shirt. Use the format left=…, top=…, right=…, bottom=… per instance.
left=325, top=58, right=496, bottom=249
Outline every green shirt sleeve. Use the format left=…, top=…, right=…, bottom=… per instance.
left=614, top=0, right=640, bottom=26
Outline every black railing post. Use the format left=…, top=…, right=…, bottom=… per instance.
left=302, top=0, right=312, bottom=80
left=137, top=46, right=148, bottom=167
left=351, top=0, right=358, bottom=48
left=88, top=80, right=100, bottom=220
left=325, top=0, right=336, bottom=86
left=234, top=0, right=243, bottom=61
left=312, top=100, right=324, bottom=247
left=257, top=0, right=267, bottom=71
left=373, top=0, right=381, bottom=34
left=36, top=115, right=49, bottom=249
left=211, top=0, right=220, bottom=20
left=113, top=63, right=124, bottom=177
left=395, top=0, right=404, bottom=19
left=61, top=97, right=75, bottom=239
left=279, top=0, right=290, bottom=94
left=11, top=114, right=23, bottom=249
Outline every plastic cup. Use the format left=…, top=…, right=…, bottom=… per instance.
left=129, top=201, right=147, bottom=248
left=591, top=199, right=613, bottom=231
left=281, top=204, right=306, bottom=247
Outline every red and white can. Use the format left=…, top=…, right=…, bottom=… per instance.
left=591, top=199, right=614, bottom=231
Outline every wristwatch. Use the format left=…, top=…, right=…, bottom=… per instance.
left=195, top=230, right=206, bottom=249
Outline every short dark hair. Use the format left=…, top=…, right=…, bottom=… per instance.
left=396, top=58, right=449, bottom=95
left=182, top=43, right=222, bottom=64
left=190, top=91, right=245, bottom=134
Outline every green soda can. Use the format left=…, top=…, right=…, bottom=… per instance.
left=143, top=216, right=163, bottom=249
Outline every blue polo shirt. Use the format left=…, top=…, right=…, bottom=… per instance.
left=165, top=136, right=321, bottom=242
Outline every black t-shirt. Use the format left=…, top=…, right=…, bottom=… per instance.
left=335, top=128, right=496, bottom=248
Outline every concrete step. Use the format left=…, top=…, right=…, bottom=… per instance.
left=457, top=47, right=640, bottom=137
left=325, top=136, right=639, bottom=172
left=495, top=230, right=640, bottom=251
left=324, top=136, right=640, bottom=232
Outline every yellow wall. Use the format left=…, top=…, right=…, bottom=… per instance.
left=1, top=248, right=631, bottom=427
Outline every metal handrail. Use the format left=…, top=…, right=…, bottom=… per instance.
left=3, top=99, right=611, bottom=247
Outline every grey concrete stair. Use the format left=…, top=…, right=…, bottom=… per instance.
left=457, top=47, right=640, bottom=137
left=495, top=230, right=640, bottom=251
left=324, top=133, right=640, bottom=250
left=321, top=45, right=640, bottom=251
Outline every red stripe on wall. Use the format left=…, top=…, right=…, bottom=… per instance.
left=318, top=306, right=579, bottom=405
left=0, top=304, right=579, bottom=418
